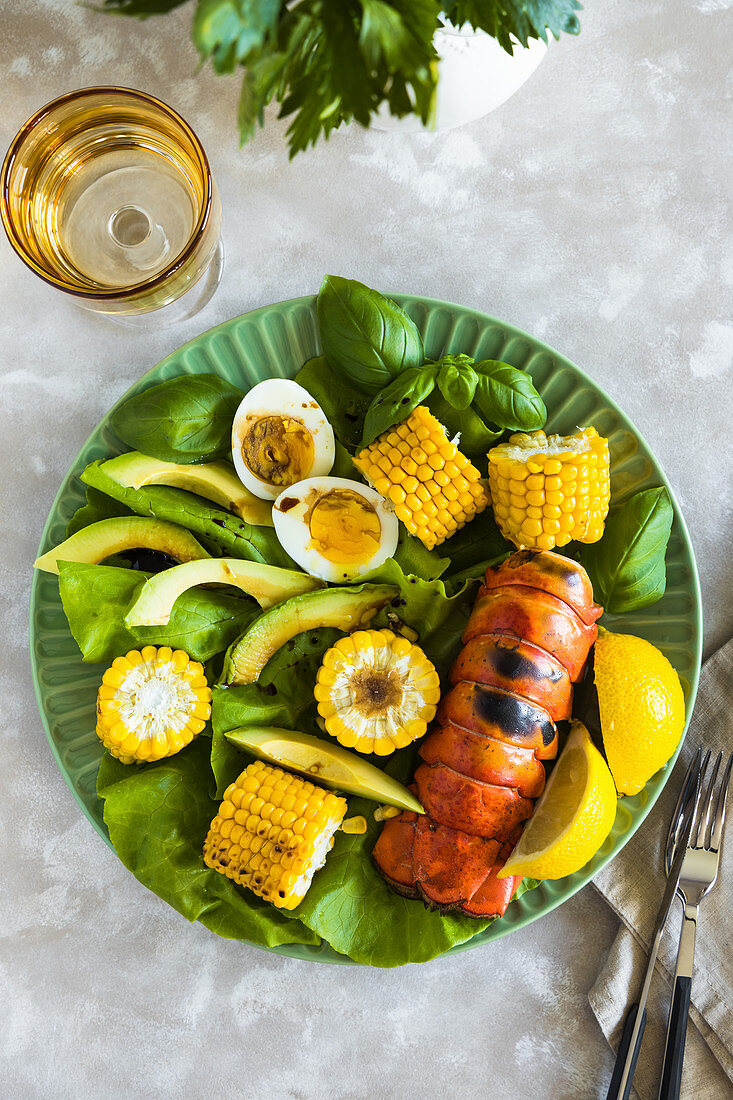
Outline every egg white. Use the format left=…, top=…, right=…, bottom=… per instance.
left=273, top=476, right=399, bottom=582
left=231, top=378, right=335, bottom=500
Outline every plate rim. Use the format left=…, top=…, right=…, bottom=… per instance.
left=29, top=291, right=703, bottom=964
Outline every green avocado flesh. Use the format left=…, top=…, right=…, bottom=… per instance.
left=34, top=516, right=210, bottom=575
left=125, top=557, right=322, bottom=627
left=102, top=452, right=274, bottom=527
left=225, top=726, right=425, bottom=813
left=221, top=583, right=397, bottom=685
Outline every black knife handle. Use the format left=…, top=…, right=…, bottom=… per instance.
left=658, top=976, right=692, bottom=1100
left=606, top=1003, right=647, bottom=1100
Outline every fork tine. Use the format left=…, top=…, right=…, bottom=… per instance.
left=701, top=752, right=723, bottom=848
left=690, top=750, right=712, bottom=846
left=665, top=746, right=703, bottom=872
left=710, top=752, right=733, bottom=853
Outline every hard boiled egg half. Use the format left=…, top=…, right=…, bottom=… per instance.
left=273, top=477, right=399, bottom=582
left=232, top=379, right=335, bottom=500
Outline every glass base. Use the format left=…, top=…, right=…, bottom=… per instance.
left=82, top=238, right=224, bottom=329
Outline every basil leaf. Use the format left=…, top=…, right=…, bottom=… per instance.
left=425, top=391, right=502, bottom=459
left=294, top=355, right=371, bottom=452
left=317, top=275, right=423, bottom=394
left=437, top=360, right=478, bottom=410
left=361, top=366, right=437, bottom=447
left=110, top=374, right=243, bottom=464
left=580, top=487, right=673, bottom=613
left=472, top=360, right=546, bottom=431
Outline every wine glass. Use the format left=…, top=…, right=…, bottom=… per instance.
left=1, top=86, right=223, bottom=325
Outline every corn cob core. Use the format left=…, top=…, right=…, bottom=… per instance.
left=203, top=761, right=347, bottom=909
left=487, top=427, right=610, bottom=551
left=96, top=645, right=211, bottom=764
left=314, top=628, right=441, bottom=756
left=354, top=405, right=489, bottom=550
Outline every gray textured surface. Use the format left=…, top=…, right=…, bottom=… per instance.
left=1, top=2, right=731, bottom=1098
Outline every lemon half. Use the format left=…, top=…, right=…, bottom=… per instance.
left=595, top=630, right=685, bottom=796
left=499, top=721, right=616, bottom=880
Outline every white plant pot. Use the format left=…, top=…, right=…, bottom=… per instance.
left=372, top=23, right=548, bottom=134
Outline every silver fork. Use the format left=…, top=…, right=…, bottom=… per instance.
left=659, top=749, right=733, bottom=1100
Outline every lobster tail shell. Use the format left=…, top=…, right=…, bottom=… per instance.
left=373, top=550, right=602, bottom=920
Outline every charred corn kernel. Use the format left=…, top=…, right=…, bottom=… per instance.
left=487, top=427, right=610, bottom=550
left=354, top=406, right=489, bottom=549
left=204, top=761, right=347, bottom=909
left=95, top=646, right=211, bottom=765
left=314, top=628, right=441, bottom=756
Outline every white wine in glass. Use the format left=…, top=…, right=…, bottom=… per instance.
left=1, top=86, right=222, bottom=321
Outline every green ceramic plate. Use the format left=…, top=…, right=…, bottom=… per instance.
left=30, top=294, right=702, bottom=964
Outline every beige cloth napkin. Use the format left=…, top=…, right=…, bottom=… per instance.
left=589, top=638, right=733, bottom=1100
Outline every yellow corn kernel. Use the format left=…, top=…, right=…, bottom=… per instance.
left=486, top=427, right=610, bottom=550
left=354, top=405, right=489, bottom=549
left=204, top=761, right=347, bottom=909
left=314, top=628, right=440, bottom=756
left=95, top=646, right=211, bottom=765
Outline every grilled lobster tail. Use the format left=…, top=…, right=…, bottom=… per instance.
left=373, top=550, right=602, bottom=918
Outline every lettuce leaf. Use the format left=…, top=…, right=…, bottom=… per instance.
left=96, top=740, right=319, bottom=948
left=58, top=562, right=259, bottom=663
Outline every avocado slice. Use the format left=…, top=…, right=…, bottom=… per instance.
left=125, top=557, right=322, bottom=627
left=34, top=516, right=210, bottom=575
left=102, top=452, right=274, bottom=527
left=221, top=583, right=397, bottom=685
left=225, top=726, right=425, bottom=813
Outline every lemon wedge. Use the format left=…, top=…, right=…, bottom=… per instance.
left=498, top=721, right=617, bottom=880
left=595, top=629, right=685, bottom=796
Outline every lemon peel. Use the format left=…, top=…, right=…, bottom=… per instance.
left=595, top=630, right=685, bottom=796
left=498, top=721, right=616, bottom=880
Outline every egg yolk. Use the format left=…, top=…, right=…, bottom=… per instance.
left=241, top=416, right=314, bottom=486
left=307, top=489, right=382, bottom=565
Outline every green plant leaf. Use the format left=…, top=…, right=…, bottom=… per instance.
left=361, top=365, right=437, bottom=446
left=425, top=391, right=502, bottom=459
left=443, top=0, right=581, bottom=52
left=66, top=487, right=132, bottom=538
left=393, top=530, right=450, bottom=581
left=436, top=355, right=478, bottom=410
left=472, top=360, right=547, bottom=431
left=109, top=374, right=243, bottom=464
left=81, top=460, right=295, bottom=567
left=193, top=0, right=280, bottom=73
left=294, top=355, right=372, bottom=452
left=98, top=0, right=190, bottom=15
left=317, top=275, right=424, bottom=394
left=96, top=739, right=319, bottom=948
left=58, top=561, right=260, bottom=663
left=580, top=487, right=673, bottom=613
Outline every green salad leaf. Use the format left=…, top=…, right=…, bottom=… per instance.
left=294, top=355, right=371, bottom=452
left=580, top=487, right=673, bottom=613
left=110, top=374, right=243, bottom=464
left=96, top=740, right=319, bottom=948
left=393, top=530, right=450, bottom=581
left=472, top=360, right=547, bottom=432
left=81, top=460, right=295, bottom=567
left=361, top=365, right=438, bottom=447
left=210, top=628, right=337, bottom=796
left=58, top=562, right=260, bottom=663
left=317, top=275, right=424, bottom=394
left=66, top=487, right=132, bottom=538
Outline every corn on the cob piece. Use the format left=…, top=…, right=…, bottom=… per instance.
left=487, top=427, right=611, bottom=551
left=354, top=405, right=489, bottom=550
left=314, top=628, right=441, bottom=756
left=203, top=761, right=347, bottom=909
left=96, top=645, right=211, bottom=764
